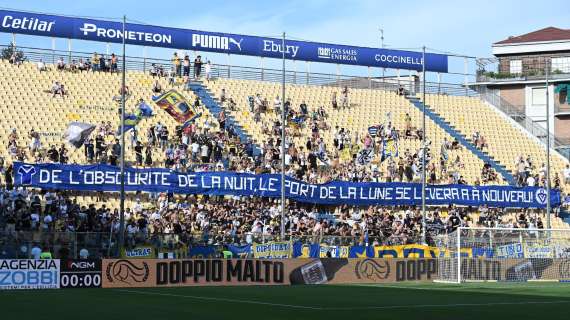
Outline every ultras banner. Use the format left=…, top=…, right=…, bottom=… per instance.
left=0, top=9, right=448, bottom=72
left=13, top=162, right=560, bottom=208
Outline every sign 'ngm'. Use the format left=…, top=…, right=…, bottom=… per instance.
left=0, top=9, right=448, bottom=72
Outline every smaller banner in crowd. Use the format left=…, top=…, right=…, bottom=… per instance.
left=227, top=244, right=253, bottom=258
left=188, top=246, right=218, bottom=258
left=121, top=246, right=154, bottom=259
left=293, top=243, right=350, bottom=258
left=252, top=241, right=292, bottom=259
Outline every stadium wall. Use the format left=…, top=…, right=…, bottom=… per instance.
left=2, top=258, right=569, bottom=290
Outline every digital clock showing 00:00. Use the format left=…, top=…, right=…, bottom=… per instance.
left=60, top=273, right=102, bottom=288
left=60, top=260, right=102, bottom=289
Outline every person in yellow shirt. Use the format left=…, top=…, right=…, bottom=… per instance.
left=172, top=52, right=181, bottom=77
left=92, top=52, right=100, bottom=72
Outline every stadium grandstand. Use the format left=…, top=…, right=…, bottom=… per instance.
left=2, top=3, right=570, bottom=320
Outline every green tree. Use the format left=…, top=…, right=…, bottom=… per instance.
left=1, top=42, right=25, bottom=61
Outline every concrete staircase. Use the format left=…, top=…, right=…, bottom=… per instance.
left=188, top=81, right=262, bottom=156
left=406, top=96, right=516, bottom=185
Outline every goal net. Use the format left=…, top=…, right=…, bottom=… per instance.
left=435, top=227, right=570, bottom=283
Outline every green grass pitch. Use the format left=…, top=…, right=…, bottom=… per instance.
left=2, top=282, right=570, bottom=320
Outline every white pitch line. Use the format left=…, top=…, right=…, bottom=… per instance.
left=329, top=300, right=570, bottom=310
left=116, top=288, right=570, bottom=312
left=116, top=289, right=323, bottom=310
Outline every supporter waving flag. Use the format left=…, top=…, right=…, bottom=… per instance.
left=152, top=89, right=201, bottom=127
left=136, top=101, right=154, bottom=117
left=63, top=122, right=96, bottom=148
left=117, top=114, right=140, bottom=135
left=116, top=100, right=154, bottom=135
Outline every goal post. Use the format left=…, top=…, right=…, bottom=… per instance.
left=435, top=227, right=570, bottom=283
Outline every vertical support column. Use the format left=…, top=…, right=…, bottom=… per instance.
left=118, top=15, right=127, bottom=255
left=457, top=228, right=462, bottom=283
left=546, top=62, right=551, bottom=229
left=437, top=73, right=441, bottom=94
left=260, top=57, right=264, bottom=81
left=280, top=32, right=287, bottom=240
left=143, top=46, right=147, bottom=73
left=293, top=60, right=297, bottom=84
left=421, top=46, right=427, bottom=245
left=336, top=64, right=341, bottom=85
left=227, top=54, right=231, bottom=78
left=306, top=62, right=310, bottom=85
left=367, top=67, right=371, bottom=89
left=67, top=39, right=72, bottom=64
left=408, top=71, right=413, bottom=95
left=396, top=69, right=401, bottom=86
left=11, top=33, right=15, bottom=46
left=51, top=38, right=56, bottom=64
left=464, top=57, right=468, bottom=95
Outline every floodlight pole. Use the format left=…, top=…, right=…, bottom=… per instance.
left=118, top=15, right=127, bottom=255
left=546, top=61, right=551, bottom=229
left=280, top=32, right=286, bottom=240
left=421, top=46, right=427, bottom=245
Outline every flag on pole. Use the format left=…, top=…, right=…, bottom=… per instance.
left=380, top=138, right=399, bottom=162
left=63, top=122, right=96, bottom=148
left=117, top=114, right=140, bottom=135
left=116, top=101, right=154, bottom=135
left=136, top=101, right=154, bottom=118
left=316, top=151, right=330, bottom=166
left=356, top=148, right=373, bottom=165
left=368, top=125, right=380, bottom=137
left=152, top=89, right=201, bottom=127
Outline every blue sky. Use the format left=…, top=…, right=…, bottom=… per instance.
left=0, top=0, right=568, bottom=82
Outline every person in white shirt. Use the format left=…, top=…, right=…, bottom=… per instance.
left=133, top=199, right=143, bottom=214
left=526, top=175, right=536, bottom=187
left=30, top=212, right=40, bottom=230
left=205, top=61, right=212, bottom=82
left=274, top=96, right=282, bottom=114
left=37, top=59, right=47, bottom=72
left=43, top=214, right=53, bottom=231
left=200, top=144, right=209, bottom=163
left=191, top=141, right=200, bottom=161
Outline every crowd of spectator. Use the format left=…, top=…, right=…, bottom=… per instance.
left=0, top=52, right=567, bottom=258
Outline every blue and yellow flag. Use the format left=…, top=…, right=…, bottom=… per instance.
left=152, top=90, right=201, bottom=127
left=117, top=102, right=154, bottom=135
left=381, top=138, right=398, bottom=162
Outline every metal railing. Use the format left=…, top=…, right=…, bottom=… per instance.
left=474, top=85, right=570, bottom=160
left=476, top=55, right=570, bottom=82
left=3, top=44, right=475, bottom=96
left=0, top=227, right=434, bottom=259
